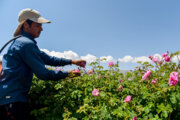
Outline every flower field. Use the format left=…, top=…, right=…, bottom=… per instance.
left=29, top=51, right=180, bottom=120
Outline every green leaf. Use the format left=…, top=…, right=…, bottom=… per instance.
left=170, top=93, right=177, bottom=104
left=54, top=83, right=63, bottom=90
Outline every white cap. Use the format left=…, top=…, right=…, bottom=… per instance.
left=14, top=8, right=51, bottom=37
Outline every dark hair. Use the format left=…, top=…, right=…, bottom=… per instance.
left=26, top=19, right=33, bottom=26
left=21, top=19, right=33, bottom=31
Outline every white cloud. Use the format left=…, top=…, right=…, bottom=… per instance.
left=41, top=49, right=97, bottom=63
left=80, top=54, right=97, bottom=63
left=133, top=56, right=151, bottom=63
left=41, top=49, right=152, bottom=64
left=153, top=53, right=162, bottom=60
left=118, top=55, right=152, bottom=63
left=0, top=56, right=2, bottom=61
left=41, top=49, right=79, bottom=60
left=172, top=55, right=180, bottom=63
left=118, top=56, right=134, bottom=63
left=63, top=51, right=79, bottom=60
left=100, top=56, right=114, bottom=62
left=40, top=49, right=180, bottom=64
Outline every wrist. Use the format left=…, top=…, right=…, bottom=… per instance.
left=71, top=60, right=75, bottom=65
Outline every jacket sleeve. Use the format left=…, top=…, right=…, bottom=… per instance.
left=39, top=50, right=72, bottom=66
left=20, top=44, right=69, bottom=80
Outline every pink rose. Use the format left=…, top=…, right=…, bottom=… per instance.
left=169, top=72, right=179, bottom=86
left=148, top=55, right=153, bottom=60
left=170, top=72, right=178, bottom=78
left=146, top=70, right=151, bottom=76
left=142, top=74, right=149, bottom=80
left=151, top=79, right=157, bottom=84
left=124, top=95, right=131, bottom=103
left=119, top=79, right=123, bottom=83
left=132, top=116, right=137, bottom=120
left=142, top=70, right=151, bottom=80
left=162, top=53, right=168, bottom=58
left=81, top=61, right=86, bottom=67
left=118, top=85, right=123, bottom=92
left=152, top=57, right=159, bottom=63
left=92, top=89, right=99, bottom=96
left=164, top=56, right=170, bottom=62
left=108, top=62, right=114, bottom=67
left=76, top=69, right=80, bottom=72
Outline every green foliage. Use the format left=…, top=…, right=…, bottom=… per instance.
left=29, top=51, right=180, bottom=120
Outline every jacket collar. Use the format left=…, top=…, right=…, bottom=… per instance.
left=21, top=32, right=37, bottom=44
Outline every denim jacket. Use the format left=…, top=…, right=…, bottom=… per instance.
left=0, top=32, right=72, bottom=105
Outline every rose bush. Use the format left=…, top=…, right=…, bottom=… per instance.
left=29, top=51, right=180, bottom=120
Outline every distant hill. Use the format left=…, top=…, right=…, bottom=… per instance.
left=119, top=69, right=130, bottom=74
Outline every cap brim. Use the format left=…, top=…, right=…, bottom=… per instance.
left=29, top=17, right=51, bottom=23
left=13, top=21, right=25, bottom=37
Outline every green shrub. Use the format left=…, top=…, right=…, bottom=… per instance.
left=29, top=51, right=180, bottom=120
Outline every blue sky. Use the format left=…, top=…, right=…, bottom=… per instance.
left=0, top=0, right=180, bottom=70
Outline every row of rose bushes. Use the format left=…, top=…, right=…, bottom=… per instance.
left=29, top=51, right=179, bottom=120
